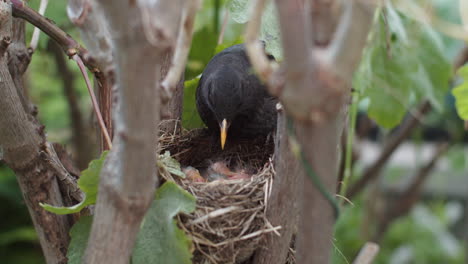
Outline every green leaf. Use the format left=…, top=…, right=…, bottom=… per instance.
left=0, top=227, right=38, bottom=246
left=182, top=76, right=205, bottom=129
left=41, top=151, right=108, bottom=214
left=67, top=216, right=93, bottom=264
left=158, top=151, right=186, bottom=178
left=452, top=65, right=468, bottom=120
left=356, top=6, right=452, bottom=129
left=186, top=27, right=218, bottom=80
left=132, top=182, right=196, bottom=264
left=227, top=0, right=282, bottom=59
left=214, top=35, right=244, bottom=54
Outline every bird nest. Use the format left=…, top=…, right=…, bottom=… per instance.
left=158, top=123, right=284, bottom=264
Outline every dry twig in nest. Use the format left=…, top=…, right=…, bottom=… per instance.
left=158, top=124, right=284, bottom=264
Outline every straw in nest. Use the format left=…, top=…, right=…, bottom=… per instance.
left=158, top=126, right=284, bottom=264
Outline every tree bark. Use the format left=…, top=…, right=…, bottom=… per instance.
left=80, top=1, right=183, bottom=263
left=0, top=3, right=81, bottom=263
left=271, top=1, right=375, bottom=262
left=252, top=108, right=303, bottom=264
left=159, top=50, right=185, bottom=133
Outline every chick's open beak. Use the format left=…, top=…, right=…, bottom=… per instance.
left=220, top=119, right=228, bottom=150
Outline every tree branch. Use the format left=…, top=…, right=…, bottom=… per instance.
left=0, top=3, right=81, bottom=263
left=271, top=0, right=376, bottom=262
left=352, top=242, right=380, bottom=264
left=67, top=0, right=115, bottom=151
left=244, top=0, right=280, bottom=94
left=11, top=0, right=95, bottom=69
left=252, top=106, right=303, bottom=264
left=82, top=0, right=183, bottom=263
left=327, top=0, right=375, bottom=83
left=308, top=0, right=342, bottom=46
left=161, top=0, right=200, bottom=99
left=29, top=0, right=48, bottom=51
left=12, top=0, right=113, bottom=148
left=47, top=39, right=94, bottom=170
left=374, top=142, right=450, bottom=241
left=347, top=101, right=432, bottom=199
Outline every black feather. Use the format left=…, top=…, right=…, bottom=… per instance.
left=196, top=44, right=277, bottom=139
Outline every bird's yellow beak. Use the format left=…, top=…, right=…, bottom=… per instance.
left=220, top=119, right=228, bottom=150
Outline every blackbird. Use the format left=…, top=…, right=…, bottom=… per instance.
left=196, top=44, right=277, bottom=149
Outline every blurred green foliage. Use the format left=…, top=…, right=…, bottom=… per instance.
left=452, top=65, right=468, bottom=121
left=355, top=3, right=454, bottom=129
left=333, top=200, right=466, bottom=264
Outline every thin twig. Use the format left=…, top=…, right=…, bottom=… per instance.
left=244, top=0, right=278, bottom=93
left=352, top=242, right=379, bottom=264
left=346, top=100, right=432, bottom=199
left=29, top=0, right=48, bottom=51
left=11, top=0, right=100, bottom=72
left=73, top=55, right=112, bottom=149
left=161, top=0, right=200, bottom=99
left=12, top=0, right=112, bottom=149
left=217, top=10, right=229, bottom=45
left=47, top=40, right=92, bottom=169
left=338, top=90, right=360, bottom=199
left=374, top=142, right=450, bottom=241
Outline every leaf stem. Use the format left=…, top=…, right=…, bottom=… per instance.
left=339, top=90, right=359, bottom=202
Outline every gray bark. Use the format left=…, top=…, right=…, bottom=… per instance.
left=0, top=3, right=81, bottom=263
left=80, top=1, right=184, bottom=263
left=270, top=1, right=375, bottom=263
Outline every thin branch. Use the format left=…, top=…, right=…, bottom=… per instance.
left=244, top=0, right=279, bottom=94
left=12, top=1, right=113, bottom=150
left=73, top=54, right=112, bottom=149
left=83, top=0, right=183, bottom=262
left=29, top=0, right=48, bottom=51
left=327, top=0, right=376, bottom=83
left=0, top=3, right=81, bottom=262
left=11, top=0, right=100, bottom=72
left=352, top=242, right=380, bottom=264
left=217, top=9, right=229, bottom=45
left=47, top=39, right=93, bottom=169
left=374, top=142, right=450, bottom=241
left=67, top=0, right=115, bottom=151
left=307, top=0, right=342, bottom=46
left=394, top=0, right=468, bottom=42
left=161, top=0, right=200, bottom=99
left=346, top=100, right=432, bottom=199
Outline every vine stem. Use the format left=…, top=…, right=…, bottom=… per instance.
left=339, top=90, right=359, bottom=201
left=73, top=54, right=112, bottom=149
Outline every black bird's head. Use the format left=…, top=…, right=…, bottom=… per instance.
left=196, top=43, right=276, bottom=150
left=205, top=69, right=249, bottom=149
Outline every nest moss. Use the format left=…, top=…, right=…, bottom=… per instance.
left=158, top=124, right=281, bottom=264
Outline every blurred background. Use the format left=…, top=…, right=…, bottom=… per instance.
left=0, top=0, right=467, bottom=263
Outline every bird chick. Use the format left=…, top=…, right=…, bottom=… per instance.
left=208, top=161, right=251, bottom=180
left=196, top=44, right=277, bottom=149
left=182, top=166, right=206, bottom=182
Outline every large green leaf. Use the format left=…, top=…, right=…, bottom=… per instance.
left=132, top=182, right=196, bottom=264
left=40, top=151, right=108, bottom=214
left=452, top=65, right=468, bottom=120
left=227, top=0, right=282, bottom=59
left=67, top=216, right=93, bottom=264
left=355, top=6, right=452, bottom=129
